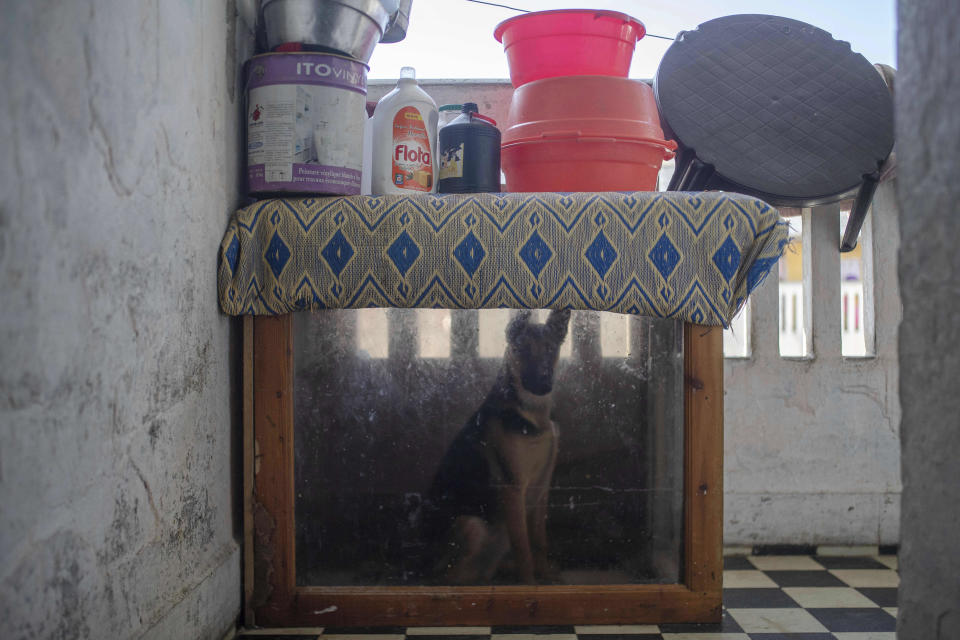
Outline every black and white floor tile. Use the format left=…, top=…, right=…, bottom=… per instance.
left=239, top=553, right=899, bottom=640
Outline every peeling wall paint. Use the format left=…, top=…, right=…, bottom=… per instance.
left=0, top=1, right=252, bottom=638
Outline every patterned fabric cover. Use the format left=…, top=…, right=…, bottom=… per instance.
left=218, top=192, right=789, bottom=327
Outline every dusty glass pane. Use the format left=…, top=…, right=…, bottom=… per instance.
left=293, top=309, right=684, bottom=586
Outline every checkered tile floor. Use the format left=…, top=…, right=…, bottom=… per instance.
left=239, top=554, right=899, bottom=640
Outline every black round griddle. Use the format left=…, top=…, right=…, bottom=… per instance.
left=654, top=14, right=894, bottom=251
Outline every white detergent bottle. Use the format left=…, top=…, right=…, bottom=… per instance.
left=371, top=66, right=439, bottom=195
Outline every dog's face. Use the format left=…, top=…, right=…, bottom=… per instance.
left=505, top=309, right=571, bottom=396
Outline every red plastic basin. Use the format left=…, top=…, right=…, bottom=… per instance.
left=502, top=137, right=670, bottom=192
left=494, top=9, right=646, bottom=87
left=503, top=75, right=671, bottom=145
left=501, top=76, right=676, bottom=192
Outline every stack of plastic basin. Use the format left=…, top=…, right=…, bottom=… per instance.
left=495, top=9, right=675, bottom=192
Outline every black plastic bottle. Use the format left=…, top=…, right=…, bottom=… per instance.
left=437, top=102, right=501, bottom=193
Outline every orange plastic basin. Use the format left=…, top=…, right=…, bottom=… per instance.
left=501, top=76, right=676, bottom=192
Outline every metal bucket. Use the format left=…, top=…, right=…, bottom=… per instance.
left=261, top=0, right=399, bottom=62
left=380, top=0, right=412, bottom=43
left=246, top=53, right=368, bottom=196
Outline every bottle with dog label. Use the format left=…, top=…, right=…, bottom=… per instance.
left=371, top=66, right=439, bottom=195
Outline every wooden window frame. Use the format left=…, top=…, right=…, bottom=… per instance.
left=244, top=314, right=723, bottom=627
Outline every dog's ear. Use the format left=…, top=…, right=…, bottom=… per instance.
left=506, top=310, right=532, bottom=341
left=545, top=308, right=572, bottom=342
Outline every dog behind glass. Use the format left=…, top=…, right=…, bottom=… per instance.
left=424, top=309, right=571, bottom=584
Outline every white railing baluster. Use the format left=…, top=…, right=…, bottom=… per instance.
left=803, top=205, right=842, bottom=358
left=869, top=181, right=900, bottom=363
left=451, top=309, right=479, bottom=360
left=751, top=258, right=780, bottom=360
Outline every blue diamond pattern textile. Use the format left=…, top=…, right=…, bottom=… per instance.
left=713, top=235, right=742, bottom=282
left=584, top=230, right=618, bottom=278
left=264, top=231, right=291, bottom=278
left=387, top=230, right=421, bottom=277
left=218, top=192, right=789, bottom=327
left=649, top=233, right=681, bottom=280
left=453, top=231, right=486, bottom=278
left=518, top=230, right=553, bottom=279
left=225, top=234, right=240, bottom=275
left=320, top=229, right=354, bottom=278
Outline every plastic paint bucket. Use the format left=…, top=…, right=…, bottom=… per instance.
left=246, top=52, right=368, bottom=196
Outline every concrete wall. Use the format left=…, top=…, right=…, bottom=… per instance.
left=724, top=192, right=901, bottom=546
left=0, top=1, right=251, bottom=638
left=367, top=79, right=514, bottom=128
left=896, top=1, right=960, bottom=637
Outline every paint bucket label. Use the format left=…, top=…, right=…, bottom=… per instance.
left=390, top=106, right=433, bottom=191
left=246, top=53, right=367, bottom=195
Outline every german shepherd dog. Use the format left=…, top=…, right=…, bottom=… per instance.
left=424, top=309, right=572, bottom=584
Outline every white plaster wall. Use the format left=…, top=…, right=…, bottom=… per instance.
left=0, top=1, right=251, bottom=638
left=724, top=187, right=902, bottom=546
left=368, top=79, right=515, bottom=128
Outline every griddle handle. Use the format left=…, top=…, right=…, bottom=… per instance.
left=681, top=158, right=716, bottom=191
left=841, top=174, right=880, bottom=252
left=667, top=148, right=696, bottom=191
left=668, top=153, right=715, bottom=192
